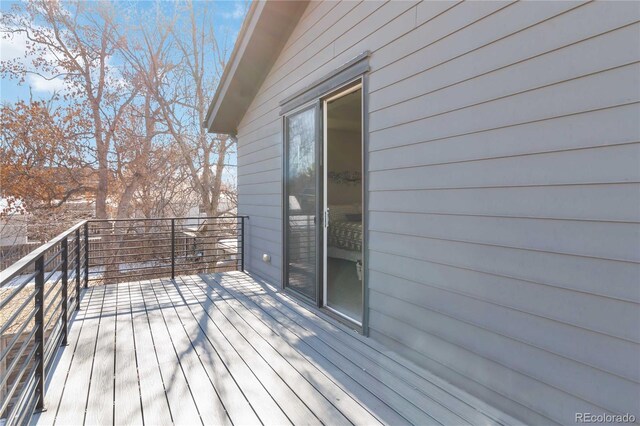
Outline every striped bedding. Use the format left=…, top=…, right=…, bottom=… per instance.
left=328, top=220, right=362, bottom=252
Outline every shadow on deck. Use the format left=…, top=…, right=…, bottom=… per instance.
left=32, top=272, right=517, bottom=426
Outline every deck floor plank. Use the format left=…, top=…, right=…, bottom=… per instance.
left=127, top=279, right=173, bottom=425
left=32, top=272, right=519, bottom=426
left=168, top=278, right=320, bottom=426
left=136, top=281, right=202, bottom=426
left=177, top=277, right=354, bottom=425
left=148, top=280, right=231, bottom=426
left=151, top=280, right=263, bottom=426
left=113, top=282, right=143, bottom=426
left=31, top=287, right=95, bottom=425
left=166, top=279, right=292, bottom=426
left=199, top=275, right=419, bottom=425
left=84, top=284, right=117, bottom=426
left=52, top=286, right=106, bottom=426
left=218, top=272, right=507, bottom=425
left=212, top=274, right=471, bottom=425
left=182, top=275, right=392, bottom=425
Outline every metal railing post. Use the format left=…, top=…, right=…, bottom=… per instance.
left=75, top=228, right=81, bottom=310
left=34, top=255, right=45, bottom=411
left=171, top=219, right=175, bottom=280
left=240, top=216, right=245, bottom=273
left=61, top=237, right=68, bottom=346
left=84, top=222, right=89, bottom=288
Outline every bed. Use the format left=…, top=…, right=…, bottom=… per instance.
left=327, top=205, right=363, bottom=279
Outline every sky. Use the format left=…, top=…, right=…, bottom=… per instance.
left=0, top=0, right=246, bottom=103
left=0, top=0, right=246, bottom=187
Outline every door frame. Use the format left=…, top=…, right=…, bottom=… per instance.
left=280, top=54, right=370, bottom=334
left=321, top=81, right=364, bottom=326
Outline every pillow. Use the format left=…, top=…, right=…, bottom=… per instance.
left=329, top=205, right=361, bottom=221
left=345, top=213, right=362, bottom=222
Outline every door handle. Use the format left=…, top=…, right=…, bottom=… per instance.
left=324, top=208, right=330, bottom=228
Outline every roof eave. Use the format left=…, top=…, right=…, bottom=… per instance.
left=205, top=1, right=309, bottom=135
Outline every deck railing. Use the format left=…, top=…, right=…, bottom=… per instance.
left=0, top=215, right=247, bottom=425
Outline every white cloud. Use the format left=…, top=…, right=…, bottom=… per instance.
left=0, top=24, right=57, bottom=64
left=27, top=74, right=66, bottom=93
left=2, top=16, right=128, bottom=96
left=0, top=30, right=29, bottom=62
left=1, top=25, right=68, bottom=94
left=222, top=3, right=246, bottom=20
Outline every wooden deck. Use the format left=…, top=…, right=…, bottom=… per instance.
left=31, top=272, right=516, bottom=426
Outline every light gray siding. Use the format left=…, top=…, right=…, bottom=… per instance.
left=235, top=1, right=640, bottom=423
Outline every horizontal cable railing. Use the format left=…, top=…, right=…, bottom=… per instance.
left=0, top=215, right=247, bottom=425
left=0, top=221, right=87, bottom=426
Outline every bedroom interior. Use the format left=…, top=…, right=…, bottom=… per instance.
left=324, top=85, right=363, bottom=323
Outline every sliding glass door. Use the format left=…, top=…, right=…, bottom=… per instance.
left=284, top=105, right=320, bottom=302
left=283, top=81, right=364, bottom=325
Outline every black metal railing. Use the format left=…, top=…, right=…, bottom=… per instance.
left=0, top=215, right=246, bottom=425
left=0, top=221, right=88, bottom=426
left=85, top=216, right=246, bottom=284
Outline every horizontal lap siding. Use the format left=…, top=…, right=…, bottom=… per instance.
left=236, top=0, right=420, bottom=287
left=366, top=0, right=640, bottom=423
left=234, top=1, right=640, bottom=423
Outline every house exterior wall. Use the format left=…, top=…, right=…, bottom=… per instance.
left=235, top=1, right=640, bottom=423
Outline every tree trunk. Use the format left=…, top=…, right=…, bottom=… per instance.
left=92, top=102, right=109, bottom=219
left=95, top=165, right=109, bottom=219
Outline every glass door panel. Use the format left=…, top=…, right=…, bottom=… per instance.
left=323, top=85, right=363, bottom=323
left=284, top=106, right=318, bottom=301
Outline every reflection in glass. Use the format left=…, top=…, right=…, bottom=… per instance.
left=285, top=108, right=317, bottom=300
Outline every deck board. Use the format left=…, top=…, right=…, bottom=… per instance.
left=127, top=280, right=172, bottom=425
left=149, top=280, right=231, bottom=426
left=217, top=273, right=508, bottom=425
left=33, top=287, right=96, bottom=425
left=201, top=276, right=422, bottom=424
left=113, top=282, right=143, bottom=426
left=155, top=281, right=262, bottom=426
left=32, top=272, right=519, bottom=426
left=84, top=285, right=116, bottom=426
left=210, top=274, right=468, bottom=425
left=170, top=278, right=323, bottom=426
left=163, top=279, right=295, bottom=426
left=51, top=286, right=104, bottom=426
left=136, top=280, right=202, bottom=426
left=186, top=276, right=397, bottom=425
left=178, top=277, right=351, bottom=426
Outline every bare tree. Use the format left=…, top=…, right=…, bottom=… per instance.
left=132, top=146, right=198, bottom=218
left=1, top=0, right=139, bottom=218
left=117, top=0, right=236, bottom=218
left=111, top=91, right=165, bottom=219
left=2, top=0, right=238, bottom=225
